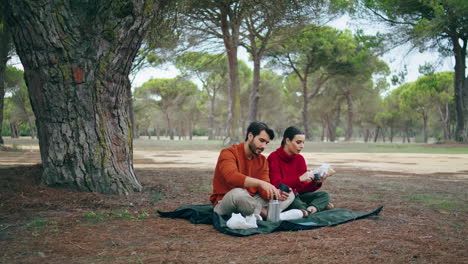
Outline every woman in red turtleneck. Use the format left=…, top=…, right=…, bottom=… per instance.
left=268, top=126, right=333, bottom=215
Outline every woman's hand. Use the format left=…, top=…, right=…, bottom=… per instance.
left=277, top=189, right=291, bottom=201
left=299, top=171, right=313, bottom=182
left=315, top=172, right=329, bottom=183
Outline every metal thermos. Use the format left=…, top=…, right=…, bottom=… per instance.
left=267, top=195, right=280, bottom=222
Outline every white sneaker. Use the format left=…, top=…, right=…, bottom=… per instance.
left=280, top=209, right=304, bottom=221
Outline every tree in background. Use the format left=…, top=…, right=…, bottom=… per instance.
left=267, top=25, right=344, bottom=138
left=134, top=78, right=198, bottom=140
left=375, top=91, right=402, bottom=143
left=362, top=0, right=468, bottom=142
left=356, top=87, right=385, bottom=142
left=133, top=89, right=159, bottom=139
left=313, top=83, right=344, bottom=142
left=400, top=82, right=431, bottom=142
left=326, top=31, right=389, bottom=141
left=175, top=91, right=204, bottom=140
left=3, top=66, right=35, bottom=139
left=175, top=52, right=227, bottom=140
left=398, top=73, right=455, bottom=143
left=268, top=25, right=389, bottom=140
left=2, top=0, right=167, bottom=195
left=413, top=71, right=454, bottom=141
left=4, top=83, right=35, bottom=139
left=240, top=0, right=320, bottom=124
left=131, top=1, right=180, bottom=80
left=280, top=74, right=305, bottom=132
left=0, top=12, right=15, bottom=144
left=256, top=70, right=289, bottom=134
left=181, top=0, right=249, bottom=143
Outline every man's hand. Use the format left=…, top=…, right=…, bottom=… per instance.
left=244, top=177, right=281, bottom=199
left=259, top=181, right=281, bottom=200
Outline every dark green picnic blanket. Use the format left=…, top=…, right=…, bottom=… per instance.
left=158, top=205, right=383, bottom=237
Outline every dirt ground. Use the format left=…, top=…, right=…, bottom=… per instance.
left=0, top=148, right=467, bottom=264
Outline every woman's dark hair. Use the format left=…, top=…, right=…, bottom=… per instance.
left=281, top=126, right=305, bottom=146
left=245, top=122, right=275, bottom=141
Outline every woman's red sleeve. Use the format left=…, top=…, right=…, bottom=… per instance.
left=296, top=181, right=322, bottom=194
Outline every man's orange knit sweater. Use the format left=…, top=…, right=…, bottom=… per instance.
left=210, top=142, right=270, bottom=206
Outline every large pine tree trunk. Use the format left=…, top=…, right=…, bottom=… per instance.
left=0, top=58, right=6, bottom=144
left=452, top=37, right=467, bottom=142
left=28, top=117, right=36, bottom=139
left=224, top=43, right=241, bottom=143
left=220, top=8, right=241, bottom=144
left=4, top=0, right=156, bottom=194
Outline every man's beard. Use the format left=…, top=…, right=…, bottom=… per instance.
left=249, top=141, right=263, bottom=156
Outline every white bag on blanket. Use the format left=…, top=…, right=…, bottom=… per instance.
left=226, top=213, right=258, bottom=229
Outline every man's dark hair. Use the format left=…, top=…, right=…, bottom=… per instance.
left=245, top=122, right=275, bottom=141
left=281, top=126, right=305, bottom=146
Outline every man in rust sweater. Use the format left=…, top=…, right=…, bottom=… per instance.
left=210, top=122, right=294, bottom=218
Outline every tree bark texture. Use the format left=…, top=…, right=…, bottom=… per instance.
left=26, top=116, right=37, bottom=139
left=4, top=0, right=156, bottom=194
left=220, top=7, right=241, bottom=143
left=0, top=57, right=6, bottom=144
left=452, top=36, right=467, bottom=142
